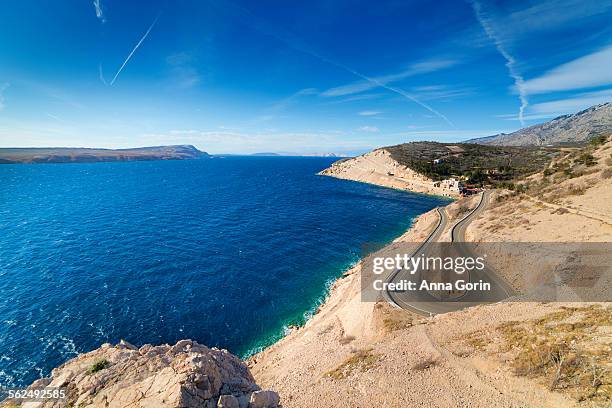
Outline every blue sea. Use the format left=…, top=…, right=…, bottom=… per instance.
left=0, top=157, right=447, bottom=387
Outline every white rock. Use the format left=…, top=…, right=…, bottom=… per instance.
left=249, top=390, right=280, bottom=408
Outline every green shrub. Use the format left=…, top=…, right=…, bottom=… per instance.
left=576, top=153, right=597, bottom=167
left=89, top=359, right=110, bottom=374
left=589, top=135, right=608, bottom=146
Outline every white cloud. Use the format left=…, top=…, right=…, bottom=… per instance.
left=522, top=45, right=612, bottom=94
left=98, top=64, right=107, bottom=85
left=411, top=84, right=474, bottom=101
left=321, top=59, right=458, bottom=97
left=0, top=83, right=9, bottom=111
left=211, top=1, right=454, bottom=125
left=497, top=88, right=612, bottom=121
left=93, top=0, right=105, bottom=23
left=470, top=0, right=528, bottom=126
left=495, top=0, right=612, bottom=43
left=270, top=88, right=317, bottom=111
left=138, top=129, right=376, bottom=154
left=358, top=111, right=381, bottom=116
left=358, top=126, right=380, bottom=133
left=322, top=93, right=384, bottom=105
left=530, top=89, right=612, bottom=115
left=166, top=52, right=201, bottom=89
left=45, top=113, right=63, bottom=122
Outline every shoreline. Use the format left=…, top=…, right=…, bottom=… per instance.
left=241, top=262, right=356, bottom=358
left=250, top=179, right=449, bottom=359
left=317, top=172, right=456, bottom=202
left=244, top=181, right=443, bottom=358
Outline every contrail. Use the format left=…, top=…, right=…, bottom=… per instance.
left=99, top=63, right=108, bottom=85
left=471, top=0, right=528, bottom=125
left=208, top=0, right=453, bottom=126
left=322, top=59, right=454, bottom=126
left=93, top=0, right=105, bottom=23
left=110, top=15, right=159, bottom=86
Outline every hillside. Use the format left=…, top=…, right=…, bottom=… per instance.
left=468, top=103, right=612, bottom=146
left=385, top=142, right=557, bottom=182
left=0, top=145, right=209, bottom=164
left=319, top=142, right=559, bottom=196
left=251, top=138, right=612, bottom=408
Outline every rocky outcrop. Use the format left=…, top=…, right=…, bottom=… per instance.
left=319, top=149, right=458, bottom=197
left=2, top=340, right=279, bottom=408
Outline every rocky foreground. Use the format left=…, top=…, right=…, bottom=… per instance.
left=2, top=340, right=279, bottom=408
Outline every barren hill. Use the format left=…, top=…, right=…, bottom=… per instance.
left=468, top=103, right=612, bottom=146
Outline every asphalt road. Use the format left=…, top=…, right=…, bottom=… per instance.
left=385, top=191, right=516, bottom=316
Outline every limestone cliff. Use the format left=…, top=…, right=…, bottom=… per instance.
left=1, top=340, right=279, bottom=408
left=319, top=148, right=459, bottom=197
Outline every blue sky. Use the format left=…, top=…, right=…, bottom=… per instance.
left=0, top=0, right=611, bottom=154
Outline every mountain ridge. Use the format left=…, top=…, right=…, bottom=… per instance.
left=467, top=102, right=612, bottom=146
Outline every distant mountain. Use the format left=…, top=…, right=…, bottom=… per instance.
left=467, top=102, right=612, bottom=146
left=0, top=145, right=210, bottom=164
left=300, top=152, right=345, bottom=157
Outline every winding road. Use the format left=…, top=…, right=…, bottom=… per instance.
left=385, top=191, right=516, bottom=316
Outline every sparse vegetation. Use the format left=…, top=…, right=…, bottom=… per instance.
left=575, top=152, right=597, bottom=167
left=412, top=357, right=438, bottom=371
left=384, top=141, right=559, bottom=186
left=463, top=330, right=487, bottom=350
left=589, top=135, right=609, bottom=147
left=89, top=359, right=110, bottom=374
left=567, top=184, right=587, bottom=196
left=382, top=317, right=413, bottom=332
left=326, top=349, right=380, bottom=380
left=518, top=137, right=612, bottom=203
left=497, top=305, right=611, bottom=403
left=339, top=335, right=356, bottom=345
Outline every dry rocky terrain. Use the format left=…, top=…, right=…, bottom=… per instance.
left=318, top=148, right=460, bottom=197
left=1, top=340, right=279, bottom=408
left=250, top=138, right=611, bottom=407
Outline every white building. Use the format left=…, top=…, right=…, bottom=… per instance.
left=440, top=178, right=463, bottom=193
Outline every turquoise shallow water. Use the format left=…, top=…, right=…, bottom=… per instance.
left=0, top=156, right=448, bottom=387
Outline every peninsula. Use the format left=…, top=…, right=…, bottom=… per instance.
left=0, top=145, right=209, bottom=164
